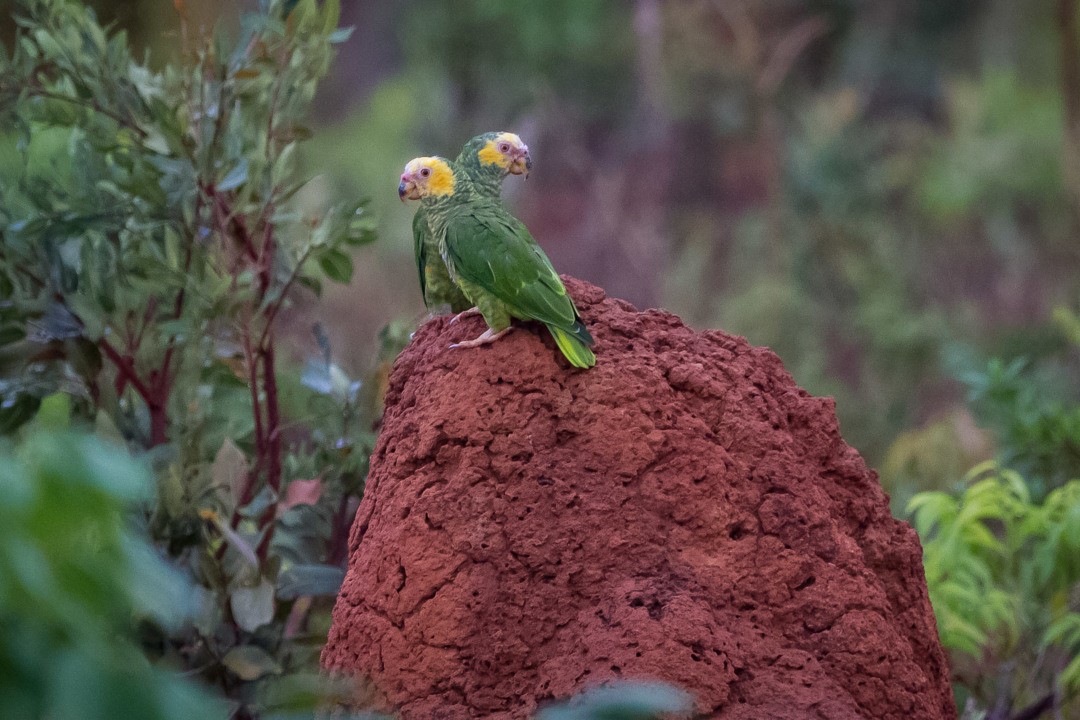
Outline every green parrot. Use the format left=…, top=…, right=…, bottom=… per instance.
left=410, top=132, right=532, bottom=313
left=398, top=156, right=596, bottom=369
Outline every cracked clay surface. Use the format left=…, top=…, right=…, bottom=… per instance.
left=321, top=277, right=955, bottom=720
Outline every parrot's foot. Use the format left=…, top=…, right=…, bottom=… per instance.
left=449, top=307, right=482, bottom=325
left=449, top=327, right=513, bottom=349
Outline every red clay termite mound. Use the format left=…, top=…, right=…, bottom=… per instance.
left=322, top=277, right=955, bottom=720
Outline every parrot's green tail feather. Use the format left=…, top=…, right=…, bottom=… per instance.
left=549, top=324, right=596, bottom=369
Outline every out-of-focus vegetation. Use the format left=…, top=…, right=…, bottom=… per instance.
left=535, top=681, right=693, bottom=720
left=2, top=0, right=1080, bottom=718
left=911, top=313, right=1080, bottom=718
left=912, top=465, right=1080, bottom=717
left=1, top=0, right=380, bottom=716
left=0, top=416, right=223, bottom=720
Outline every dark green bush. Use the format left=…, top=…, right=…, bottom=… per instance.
left=1, top=1, right=378, bottom=716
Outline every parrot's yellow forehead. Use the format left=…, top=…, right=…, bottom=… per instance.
left=496, top=132, right=523, bottom=146
left=477, top=133, right=526, bottom=167
left=405, top=156, right=454, bottom=197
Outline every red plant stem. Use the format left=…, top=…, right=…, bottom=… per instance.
left=100, top=337, right=168, bottom=445
left=98, top=337, right=154, bottom=401
left=253, top=344, right=281, bottom=563
left=255, top=501, right=277, bottom=560
left=144, top=237, right=196, bottom=447
left=231, top=212, right=260, bottom=262
left=254, top=216, right=282, bottom=496
left=253, top=232, right=284, bottom=561
left=148, top=402, right=169, bottom=447
left=260, top=337, right=283, bottom=495
left=256, top=244, right=312, bottom=350
left=243, top=328, right=267, bottom=486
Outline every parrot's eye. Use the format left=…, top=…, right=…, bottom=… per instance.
left=499, top=143, right=511, bottom=154
left=419, top=168, right=431, bottom=178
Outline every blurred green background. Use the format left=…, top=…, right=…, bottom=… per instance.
left=8, top=0, right=1073, bottom=486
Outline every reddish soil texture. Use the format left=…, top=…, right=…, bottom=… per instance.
left=322, top=277, right=955, bottom=720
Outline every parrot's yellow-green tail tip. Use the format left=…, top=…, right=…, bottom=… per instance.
left=549, top=326, right=596, bottom=369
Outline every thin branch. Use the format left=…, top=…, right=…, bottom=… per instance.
left=241, top=323, right=267, bottom=482
left=9, top=263, right=46, bottom=290
left=257, top=244, right=314, bottom=350
left=98, top=337, right=154, bottom=402
left=201, top=182, right=259, bottom=261
left=19, top=85, right=149, bottom=140
left=155, top=257, right=190, bottom=393
left=259, top=318, right=283, bottom=494
left=263, top=46, right=292, bottom=164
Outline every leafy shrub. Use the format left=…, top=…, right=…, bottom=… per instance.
left=910, top=462, right=1080, bottom=717
left=0, top=0, right=380, bottom=715
left=960, top=354, right=1080, bottom=500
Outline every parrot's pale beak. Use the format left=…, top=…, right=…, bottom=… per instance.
left=509, top=149, right=532, bottom=178
left=398, top=174, right=420, bottom=201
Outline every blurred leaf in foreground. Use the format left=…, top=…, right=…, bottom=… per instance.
left=0, top=428, right=224, bottom=720
left=536, top=681, right=694, bottom=720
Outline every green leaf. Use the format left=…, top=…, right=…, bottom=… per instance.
left=318, top=248, right=353, bottom=284
left=276, top=564, right=344, bottom=600
left=218, top=158, right=249, bottom=192
left=1062, top=652, right=1080, bottom=692
left=34, top=393, right=71, bottom=430
left=212, top=438, right=249, bottom=507
left=1043, top=613, right=1080, bottom=648
left=272, top=143, right=296, bottom=186
left=327, top=27, right=354, bottom=44
left=297, top=274, right=322, bottom=297
left=322, top=0, right=341, bottom=33
left=344, top=206, right=377, bottom=246
left=201, top=510, right=260, bottom=568
left=537, top=681, right=694, bottom=720
left=230, top=579, right=276, bottom=633
left=222, top=644, right=281, bottom=682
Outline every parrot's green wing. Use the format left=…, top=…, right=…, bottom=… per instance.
left=413, top=207, right=429, bottom=303
left=413, top=203, right=471, bottom=312
left=444, top=206, right=591, bottom=342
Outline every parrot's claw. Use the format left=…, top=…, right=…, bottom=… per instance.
left=449, top=307, right=482, bottom=326
left=449, top=327, right=513, bottom=350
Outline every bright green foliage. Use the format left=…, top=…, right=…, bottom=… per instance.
left=0, top=0, right=373, bottom=435
left=0, top=1, right=379, bottom=716
left=0, top=424, right=224, bottom=720
left=910, top=463, right=1080, bottom=715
